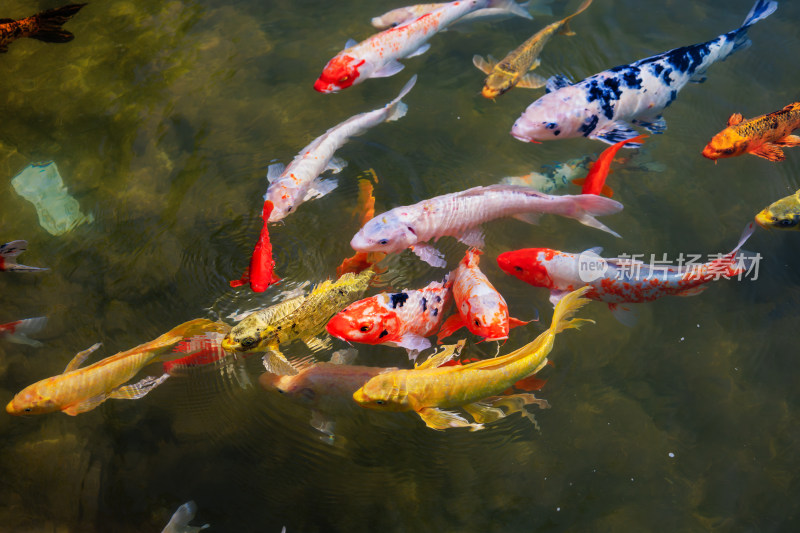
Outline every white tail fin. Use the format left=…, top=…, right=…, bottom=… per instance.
left=486, top=0, right=535, bottom=19
left=0, top=240, right=48, bottom=272
left=2, top=316, right=48, bottom=347
left=569, top=194, right=624, bottom=238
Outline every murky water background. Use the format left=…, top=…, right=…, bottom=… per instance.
left=1, top=0, right=799, bottom=531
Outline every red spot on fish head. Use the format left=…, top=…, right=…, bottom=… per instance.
left=315, top=55, right=365, bottom=92
left=326, top=300, right=400, bottom=344
left=497, top=249, right=555, bottom=289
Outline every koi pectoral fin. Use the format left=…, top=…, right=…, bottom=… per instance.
left=416, top=407, right=484, bottom=431
left=750, top=142, right=786, bottom=162
left=462, top=402, right=506, bottom=424
left=262, top=350, right=299, bottom=376
left=517, top=72, right=548, bottom=90
left=108, top=373, right=170, bottom=400
left=437, top=314, right=465, bottom=343
left=62, top=393, right=108, bottom=416
left=472, top=54, right=497, bottom=74
left=410, top=243, right=446, bottom=268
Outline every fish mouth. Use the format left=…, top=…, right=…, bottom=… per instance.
left=352, top=388, right=368, bottom=404
left=754, top=211, right=773, bottom=229
left=700, top=146, right=720, bottom=160
left=313, top=79, right=337, bottom=93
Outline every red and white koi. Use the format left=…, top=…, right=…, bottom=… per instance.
left=266, top=76, right=416, bottom=222
left=0, top=317, right=47, bottom=347
left=314, top=0, right=526, bottom=93
left=497, top=223, right=756, bottom=325
left=0, top=240, right=48, bottom=272
left=350, top=184, right=623, bottom=268
left=438, top=248, right=527, bottom=342
left=325, top=276, right=452, bottom=358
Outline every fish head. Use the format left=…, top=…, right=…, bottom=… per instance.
left=265, top=182, right=301, bottom=222
left=701, top=130, right=748, bottom=160
left=461, top=293, right=510, bottom=341
left=6, top=383, right=59, bottom=416
left=510, top=89, right=586, bottom=143
left=221, top=324, right=267, bottom=353
left=352, top=373, right=405, bottom=411
left=326, top=299, right=401, bottom=344
left=259, top=372, right=318, bottom=405
left=350, top=212, right=417, bottom=254
left=755, top=194, right=800, bottom=230
left=482, top=74, right=513, bottom=99
left=314, top=54, right=367, bottom=93
left=497, top=248, right=557, bottom=288
left=371, top=7, right=416, bottom=29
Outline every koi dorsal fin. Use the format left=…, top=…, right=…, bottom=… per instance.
left=63, top=343, right=102, bottom=374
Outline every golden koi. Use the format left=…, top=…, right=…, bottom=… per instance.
left=702, top=102, right=800, bottom=162
left=6, top=319, right=227, bottom=416
left=755, top=188, right=800, bottom=230
left=221, top=269, right=376, bottom=375
left=473, top=0, right=593, bottom=98
left=353, top=287, right=592, bottom=430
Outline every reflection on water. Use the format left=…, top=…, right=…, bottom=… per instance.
left=1, top=0, right=799, bottom=531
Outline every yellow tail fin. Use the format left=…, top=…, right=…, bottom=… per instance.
left=550, top=286, right=595, bottom=335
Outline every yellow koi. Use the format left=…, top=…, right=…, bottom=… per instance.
left=221, top=268, right=376, bottom=375
left=6, top=319, right=227, bottom=416
left=353, top=287, right=592, bottom=430
left=755, top=188, right=800, bottom=230
left=473, top=0, right=593, bottom=98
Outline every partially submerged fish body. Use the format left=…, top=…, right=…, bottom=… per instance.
left=756, top=189, right=800, bottom=230
left=0, top=317, right=48, bottom=347
left=326, top=276, right=452, bottom=357
left=349, top=184, right=624, bottom=267
left=500, top=156, right=593, bottom=193
left=352, top=288, right=592, bottom=431
left=573, top=135, right=648, bottom=197
left=497, top=223, right=756, bottom=325
left=511, top=0, right=778, bottom=145
left=315, top=0, right=527, bottom=92
left=702, top=102, right=800, bottom=162
left=0, top=3, right=86, bottom=53
left=370, top=0, right=534, bottom=30
left=162, top=500, right=209, bottom=533
left=474, top=0, right=592, bottom=98
left=6, top=319, right=226, bottom=416
left=266, top=76, right=416, bottom=222
left=438, top=248, right=526, bottom=342
left=0, top=240, right=48, bottom=272
left=222, top=269, right=376, bottom=373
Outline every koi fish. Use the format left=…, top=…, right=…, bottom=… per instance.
left=6, top=319, right=228, bottom=416
left=370, top=0, right=536, bottom=30
left=221, top=269, right=376, bottom=374
left=511, top=0, right=777, bottom=145
left=162, top=501, right=209, bottom=533
left=326, top=275, right=452, bottom=357
left=500, top=155, right=593, bottom=194
left=336, top=177, right=387, bottom=276
left=0, top=3, right=86, bottom=53
left=0, top=240, right=48, bottom=272
left=230, top=200, right=281, bottom=292
left=352, top=287, right=592, bottom=431
left=702, top=102, right=800, bottom=162
left=314, top=0, right=528, bottom=93
left=755, top=189, right=800, bottom=230
left=0, top=317, right=47, bottom=347
left=259, top=348, right=392, bottom=438
left=162, top=331, right=229, bottom=375
left=349, top=184, right=624, bottom=268
left=572, top=135, right=648, bottom=197
left=474, top=0, right=592, bottom=98
left=266, top=76, right=415, bottom=222
left=497, top=223, right=756, bottom=325
left=437, top=248, right=527, bottom=342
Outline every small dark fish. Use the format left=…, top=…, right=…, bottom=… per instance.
left=0, top=3, right=87, bottom=54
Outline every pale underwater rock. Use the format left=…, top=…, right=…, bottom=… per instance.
left=11, top=162, right=94, bottom=236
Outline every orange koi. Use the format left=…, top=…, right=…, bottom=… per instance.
left=6, top=319, right=228, bottom=416
left=572, top=135, right=647, bottom=197
left=702, top=102, right=800, bottom=162
left=337, top=177, right=387, bottom=276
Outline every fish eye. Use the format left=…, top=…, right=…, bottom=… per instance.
left=360, top=325, right=372, bottom=332
left=240, top=337, right=258, bottom=349
left=379, top=239, right=389, bottom=245
left=474, top=319, right=481, bottom=327
left=375, top=400, right=385, bottom=405
left=514, top=266, right=523, bottom=272
left=24, top=408, right=31, bottom=412
left=339, top=75, right=349, bottom=83
left=277, top=389, right=285, bottom=394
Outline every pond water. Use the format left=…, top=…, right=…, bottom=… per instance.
left=1, top=0, right=799, bottom=531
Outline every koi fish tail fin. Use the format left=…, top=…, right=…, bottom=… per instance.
left=3, top=316, right=48, bottom=347
left=568, top=194, right=624, bottom=238
left=708, top=222, right=758, bottom=277
left=550, top=286, right=594, bottom=336
left=384, top=75, right=417, bottom=122
left=0, top=240, right=49, bottom=272
left=486, top=0, right=535, bottom=20
left=729, top=0, right=777, bottom=55
left=559, top=0, right=593, bottom=35
left=29, top=3, right=87, bottom=43
left=162, top=501, right=210, bottom=533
